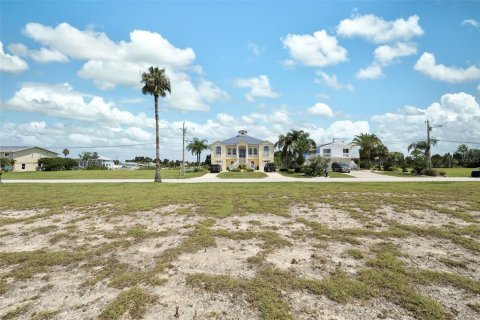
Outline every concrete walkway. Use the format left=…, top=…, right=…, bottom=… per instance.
left=2, top=170, right=479, bottom=183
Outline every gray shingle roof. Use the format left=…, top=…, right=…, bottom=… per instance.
left=0, top=146, right=58, bottom=154
left=222, top=135, right=264, bottom=145
left=0, top=146, right=33, bottom=152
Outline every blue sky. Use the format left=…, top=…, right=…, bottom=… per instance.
left=1, top=0, right=479, bottom=161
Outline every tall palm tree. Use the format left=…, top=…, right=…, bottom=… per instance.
left=141, top=66, right=171, bottom=182
left=186, top=138, right=209, bottom=167
left=352, top=133, right=382, bottom=169
left=63, top=148, right=69, bottom=158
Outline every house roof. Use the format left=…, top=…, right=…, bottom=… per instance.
left=317, top=141, right=353, bottom=148
left=0, top=146, right=58, bottom=154
left=222, top=134, right=264, bottom=145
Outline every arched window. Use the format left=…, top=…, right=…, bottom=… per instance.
left=264, top=146, right=269, bottom=152
left=216, top=146, right=221, bottom=155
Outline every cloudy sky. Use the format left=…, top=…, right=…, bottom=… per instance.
left=1, top=1, right=479, bottom=161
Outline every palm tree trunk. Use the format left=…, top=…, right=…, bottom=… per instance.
left=154, top=94, right=161, bottom=182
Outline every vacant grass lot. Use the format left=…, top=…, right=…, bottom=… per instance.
left=1, top=169, right=207, bottom=180
left=1, top=182, right=479, bottom=320
left=217, top=171, right=268, bottom=179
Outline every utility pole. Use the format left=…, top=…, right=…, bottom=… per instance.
left=426, top=119, right=432, bottom=170
left=181, top=122, right=186, bottom=177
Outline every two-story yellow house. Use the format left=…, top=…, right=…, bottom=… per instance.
left=0, top=146, right=58, bottom=171
left=210, top=130, right=275, bottom=171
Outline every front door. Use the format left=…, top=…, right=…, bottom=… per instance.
left=239, top=147, right=246, bottom=158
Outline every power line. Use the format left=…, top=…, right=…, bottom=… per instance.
left=437, top=139, right=480, bottom=146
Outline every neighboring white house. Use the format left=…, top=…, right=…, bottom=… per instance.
left=0, top=146, right=58, bottom=171
left=315, top=139, right=360, bottom=169
left=77, top=156, right=118, bottom=169
left=210, top=130, right=275, bottom=171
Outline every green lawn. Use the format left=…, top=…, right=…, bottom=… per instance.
left=1, top=169, right=207, bottom=180
left=278, top=171, right=354, bottom=178
left=436, top=167, right=478, bottom=177
left=377, top=167, right=477, bottom=178
left=217, top=171, right=268, bottom=179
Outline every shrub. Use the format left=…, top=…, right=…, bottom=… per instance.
left=438, top=171, right=446, bottom=177
left=302, top=155, right=329, bottom=177
left=423, top=169, right=438, bottom=176
left=193, top=167, right=204, bottom=172
left=238, top=164, right=247, bottom=170
left=38, top=158, right=78, bottom=171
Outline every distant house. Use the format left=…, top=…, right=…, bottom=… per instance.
left=210, top=130, right=275, bottom=171
left=314, top=139, right=359, bottom=169
left=78, top=156, right=117, bottom=169
left=0, top=146, right=58, bottom=171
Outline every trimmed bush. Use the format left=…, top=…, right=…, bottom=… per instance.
left=423, top=169, right=438, bottom=176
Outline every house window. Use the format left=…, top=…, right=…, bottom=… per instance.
left=248, top=148, right=252, bottom=155
left=254, top=148, right=257, bottom=155
left=323, top=149, right=331, bottom=157
left=343, top=148, right=349, bottom=157
left=216, top=147, right=221, bottom=155
left=233, top=148, right=237, bottom=155
left=4, top=153, right=9, bottom=157
left=263, top=146, right=269, bottom=156
left=22, top=163, right=26, bottom=170
left=227, top=148, right=231, bottom=155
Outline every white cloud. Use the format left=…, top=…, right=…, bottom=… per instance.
left=21, top=23, right=226, bottom=111
left=337, top=14, right=424, bottom=43
left=315, top=71, right=354, bottom=91
left=356, top=64, right=384, bottom=79
left=0, top=41, right=28, bottom=73
left=282, top=30, right=348, bottom=67
left=3, top=82, right=152, bottom=128
left=372, top=92, right=480, bottom=153
left=357, top=42, right=417, bottom=80
left=305, top=120, right=370, bottom=144
left=248, top=42, right=265, bottom=57
left=235, top=75, right=279, bottom=102
left=462, top=19, right=479, bottom=28
left=217, top=113, right=234, bottom=124
left=374, top=42, right=417, bottom=65
left=414, top=52, right=480, bottom=83
left=197, top=80, right=229, bottom=102
left=30, top=47, right=69, bottom=63
left=8, top=43, right=29, bottom=56
left=307, top=103, right=334, bottom=117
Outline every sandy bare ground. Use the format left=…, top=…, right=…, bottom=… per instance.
left=1, top=201, right=479, bottom=320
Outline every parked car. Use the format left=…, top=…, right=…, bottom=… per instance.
left=210, top=164, right=222, bottom=173
left=331, top=162, right=350, bottom=173
left=264, top=162, right=276, bottom=172
left=472, top=169, right=480, bottom=178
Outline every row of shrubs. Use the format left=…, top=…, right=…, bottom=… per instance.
left=376, top=165, right=447, bottom=176
left=227, top=164, right=255, bottom=172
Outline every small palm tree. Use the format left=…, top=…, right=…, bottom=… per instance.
left=63, top=148, right=69, bottom=158
left=276, top=130, right=316, bottom=169
left=187, top=138, right=209, bottom=167
left=407, top=139, right=438, bottom=154
left=141, top=66, right=171, bottom=182
left=352, top=133, right=382, bottom=169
